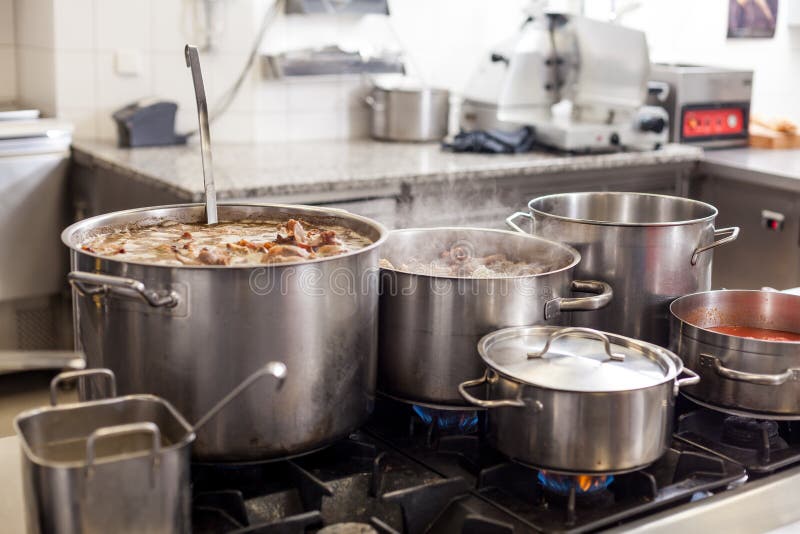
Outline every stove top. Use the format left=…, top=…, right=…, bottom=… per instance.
left=190, top=399, right=750, bottom=533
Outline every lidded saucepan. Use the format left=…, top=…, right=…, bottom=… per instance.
left=459, top=326, right=699, bottom=474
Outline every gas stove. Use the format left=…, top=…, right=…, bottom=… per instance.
left=189, top=396, right=799, bottom=533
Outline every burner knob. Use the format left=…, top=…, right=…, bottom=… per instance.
left=640, top=116, right=666, bottom=133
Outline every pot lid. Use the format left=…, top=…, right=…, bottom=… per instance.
left=477, top=326, right=679, bottom=392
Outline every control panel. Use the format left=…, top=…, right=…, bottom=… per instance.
left=681, top=107, right=746, bottom=141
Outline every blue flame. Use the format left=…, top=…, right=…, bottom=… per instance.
left=412, top=405, right=479, bottom=433
left=537, top=471, right=615, bottom=495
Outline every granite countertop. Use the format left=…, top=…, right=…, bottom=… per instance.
left=72, top=140, right=703, bottom=202
left=701, top=148, right=800, bottom=192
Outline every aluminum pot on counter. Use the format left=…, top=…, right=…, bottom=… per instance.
left=459, top=326, right=700, bottom=474
left=62, top=203, right=387, bottom=462
left=365, top=75, right=450, bottom=142
left=670, top=290, right=800, bottom=418
left=378, top=227, right=613, bottom=406
left=507, top=192, right=740, bottom=346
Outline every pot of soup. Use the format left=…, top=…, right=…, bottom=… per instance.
left=669, top=290, right=800, bottom=418
left=377, top=227, right=613, bottom=406
left=62, top=203, right=387, bottom=461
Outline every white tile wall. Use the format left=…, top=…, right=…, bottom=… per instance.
left=0, top=0, right=16, bottom=103
left=25, top=0, right=799, bottom=144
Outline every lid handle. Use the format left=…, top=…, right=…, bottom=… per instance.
left=527, top=327, right=626, bottom=362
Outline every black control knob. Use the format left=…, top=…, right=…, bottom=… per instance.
left=640, top=116, right=666, bottom=133
left=609, top=133, right=620, bottom=145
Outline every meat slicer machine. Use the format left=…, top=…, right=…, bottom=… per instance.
left=460, top=12, right=669, bottom=152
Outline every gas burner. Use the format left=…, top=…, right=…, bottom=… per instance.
left=675, top=409, right=800, bottom=475
left=537, top=471, right=615, bottom=496
left=721, top=416, right=783, bottom=450
left=318, top=522, right=377, bottom=533
left=412, top=404, right=480, bottom=434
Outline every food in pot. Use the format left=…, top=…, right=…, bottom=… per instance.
left=708, top=325, right=800, bottom=342
left=79, top=218, right=372, bottom=266
left=380, top=243, right=548, bottom=278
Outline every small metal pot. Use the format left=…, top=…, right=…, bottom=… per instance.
left=379, top=228, right=613, bottom=407
left=459, top=326, right=699, bottom=474
left=365, top=76, right=449, bottom=142
left=15, top=364, right=286, bottom=534
left=507, top=192, right=740, bottom=346
left=670, top=290, right=800, bottom=418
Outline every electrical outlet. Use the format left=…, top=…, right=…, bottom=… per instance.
left=114, top=49, right=143, bottom=77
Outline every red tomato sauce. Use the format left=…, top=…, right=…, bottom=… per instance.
left=708, top=326, right=800, bottom=342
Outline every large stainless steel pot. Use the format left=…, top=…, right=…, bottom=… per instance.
left=670, top=290, right=800, bottom=418
left=62, top=203, right=387, bottom=461
left=507, top=192, right=740, bottom=346
left=459, top=326, right=699, bottom=474
left=378, top=227, right=613, bottom=406
left=365, top=76, right=449, bottom=142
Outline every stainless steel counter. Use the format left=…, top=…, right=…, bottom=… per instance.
left=701, top=148, right=800, bottom=193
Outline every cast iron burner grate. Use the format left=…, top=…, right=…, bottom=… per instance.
left=364, top=398, right=747, bottom=533
left=675, top=409, right=800, bottom=475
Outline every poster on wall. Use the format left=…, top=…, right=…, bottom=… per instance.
left=728, top=0, right=778, bottom=38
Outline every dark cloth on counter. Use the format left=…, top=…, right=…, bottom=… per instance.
left=442, top=126, right=536, bottom=154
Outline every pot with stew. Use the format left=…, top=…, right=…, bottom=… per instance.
left=62, top=203, right=387, bottom=461
left=378, top=227, right=613, bottom=406
left=670, top=290, right=800, bottom=418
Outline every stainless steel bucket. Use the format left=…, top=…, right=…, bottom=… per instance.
left=15, top=364, right=286, bottom=534
left=62, top=203, right=386, bottom=461
left=507, top=192, right=740, bottom=346
left=365, top=78, right=450, bottom=142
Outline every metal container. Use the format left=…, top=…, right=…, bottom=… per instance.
left=62, top=203, right=387, bottom=462
left=378, top=228, right=613, bottom=406
left=365, top=76, right=449, bottom=142
left=15, top=363, right=286, bottom=533
left=507, top=192, right=740, bottom=346
left=670, top=290, right=800, bottom=418
left=459, top=326, right=699, bottom=474
left=15, top=369, right=194, bottom=534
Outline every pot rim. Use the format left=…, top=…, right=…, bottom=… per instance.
left=528, top=191, right=719, bottom=228
left=379, top=226, right=581, bottom=281
left=477, top=325, right=681, bottom=392
left=61, top=202, right=389, bottom=270
left=670, top=289, right=800, bottom=346
left=13, top=394, right=196, bottom=469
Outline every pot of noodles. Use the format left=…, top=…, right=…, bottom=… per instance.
left=62, top=203, right=387, bottom=461
left=670, top=290, right=800, bottom=418
left=377, top=227, right=613, bottom=406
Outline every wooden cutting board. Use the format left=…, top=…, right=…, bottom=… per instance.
left=749, top=124, right=800, bottom=149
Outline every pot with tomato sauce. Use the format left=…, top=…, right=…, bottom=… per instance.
left=670, top=290, right=800, bottom=418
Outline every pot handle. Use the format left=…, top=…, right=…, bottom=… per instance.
left=691, top=227, right=740, bottom=265
left=505, top=211, right=531, bottom=234
left=545, top=280, right=613, bottom=320
left=674, top=367, right=700, bottom=396
left=69, top=271, right=180, bottom=308
left=458, top=370, right=529, bottom=409
left=527, top=327, right=626, bottom=362
left=85, top=422, right=161, bottom=485
left=50, top=368, right=117, bottom=406
left=700, top=353, right=800, bottom=386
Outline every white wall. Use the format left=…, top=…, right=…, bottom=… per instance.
left=0, top=0, right=17, bottom=104
left=618, top=0, right=800, bottom=122
left=13, top=0, right=797, bottom=142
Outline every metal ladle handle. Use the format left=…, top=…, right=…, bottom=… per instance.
left=527, top=327, right=626, bottom=362
left=192, top=361, right=288, bottom=433
left=185, top=44, right=218, bottom=225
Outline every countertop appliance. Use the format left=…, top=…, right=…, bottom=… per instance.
left=0, top=118, right=73, bottom=351
left=648, top=63, right=753, bottom=148
left=461, top=13, right=669, bottom=152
